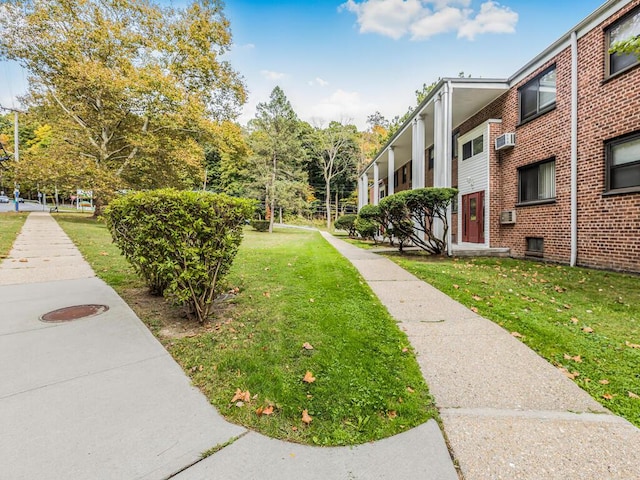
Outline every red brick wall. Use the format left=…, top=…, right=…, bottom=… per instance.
left=455, top=0, right=640, bottom=273
left=394, top=161, right=412, bottom=192
left=575, top=0, right=640, bottom=272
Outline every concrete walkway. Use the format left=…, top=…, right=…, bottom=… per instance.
left=321, top=232, right=640, bottom=480
left=0, top=212, right=456, bottom=479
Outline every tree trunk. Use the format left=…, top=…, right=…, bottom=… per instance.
left=325, top=181, right=331, bottom=230
left=269, top=154, right=277, bottom=233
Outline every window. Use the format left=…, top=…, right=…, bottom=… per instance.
left=519, top=66, right=556, bottom=123
left=402, top=166, right=407, bottom=184
left=606, top=7, right=640, bottom=77
left=518, top=158, right=556, bottom=203
left=526, top=237, right=544, bottom=257
left=462, top=135, right=484, bottom=160
left=394, top=171, right=399, bottom=187
left=606, top=132, right=640, bottom=192
left=452, top=132, right=460, bottom=158
left=427, top=146, right=434, bottom=170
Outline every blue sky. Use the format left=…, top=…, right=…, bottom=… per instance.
left=0, top=0, right=606, bottom=129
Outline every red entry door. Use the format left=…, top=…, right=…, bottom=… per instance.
left=462, top=191, right=485, bottom=243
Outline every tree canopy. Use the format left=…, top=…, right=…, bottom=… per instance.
left=246, top=86, right=309, bottom=232
left=0, top=0, right=246, bottom=204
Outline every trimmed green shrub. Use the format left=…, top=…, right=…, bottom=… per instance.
left=378, top=187, right=457, bottom=255
left=334, top=214, right=357, bottom=236
left=105, top=189, right=255, bottom=322
left=250, top=220, right=270, bottom=232
left=354, top=217, right=378, bottom=241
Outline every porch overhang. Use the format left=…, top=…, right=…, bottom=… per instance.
left=362, top=78, right=509, bottom=183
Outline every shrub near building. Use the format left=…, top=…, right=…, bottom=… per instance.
left=106, top=189, right=254, bottom=323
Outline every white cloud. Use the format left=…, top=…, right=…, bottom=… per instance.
left=307, top=89, right=377, bottom=128
left=340, top=0, right=517, bottom=41
left=260, top=70, right=287, bottom=80
left=410, top=6, right=465, bottom=39
left=458, top=1, right=518, bottom=40
left=308, top=77, right=330, bottom=87
left=340, top=0, right=423, bottom=40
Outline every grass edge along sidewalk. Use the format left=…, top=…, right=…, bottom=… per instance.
left=383, top=252, right=640, bottom=429
left=54, top=214, right=438, bottom=446
left=0, top=213, right=28, bottom=258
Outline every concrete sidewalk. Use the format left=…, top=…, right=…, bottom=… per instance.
left=322, top=232, right=640, bottom=480
left=0, top=212, right=457, bottom=479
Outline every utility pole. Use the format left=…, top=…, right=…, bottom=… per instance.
left=13, top=111, right=19, bottom=162
left=0, top=105, right=24, bottom=162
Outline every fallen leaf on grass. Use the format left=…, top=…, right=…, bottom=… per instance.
left=231, top=388, right=251, bottom=403
left=263, top=292, right=271, bottom=298
left=453, top=284, right=459, bottom=289
left=256, top=405, right=274, bottom=416
left=303, top=371, right=316, bottom=383
left=625, top=341, right=640, bottom=349
left=582, top=327, right=594, bottom=333
left=99, top=251, right=109, bottom=256
left=511, top=331, right=523, bottom=338
left=309, top=298, right=315, bottom=303
left=470, top=307, right=479, bottom=313
left=602, top=393, right=615, bottom=400
left=407, top=386, right=415, bottom=393
left=472, top=295, right=482, bottom=301
left=401, top=347, right=409, bottom=353
left=387, top=411, right=397, bottom=419
left=558, top=367, right=579, bottom=379
left=628, top=392, right=640, bottom=399
left=302, top=342, right=314, bottom=350
left=563, top=354, right=582, bottom=363
left=301, top=409, right=312, bottom=424
left=570, top=317, right=579, bottom=324
left=599, top=379, right=609, bottom=385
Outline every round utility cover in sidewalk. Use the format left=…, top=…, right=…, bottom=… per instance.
left=40, top=304, right=109, bottom=323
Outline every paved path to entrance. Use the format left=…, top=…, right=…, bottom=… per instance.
left=0, top=212, right=456, bottom=479
left=322, top=232, right=640, bottom=480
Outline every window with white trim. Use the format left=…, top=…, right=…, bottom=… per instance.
left=462, top=135, right=483, bottom=160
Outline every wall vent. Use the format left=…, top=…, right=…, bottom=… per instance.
left=495, top=133, right=516, bottom=151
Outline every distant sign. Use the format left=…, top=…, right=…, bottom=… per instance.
left=77, top=189, right=93, bottom=198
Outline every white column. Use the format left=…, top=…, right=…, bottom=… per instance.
left=444, top=81, right=454, bottom=255
left=432, top=93, right=445, bottom=239
left=411, top=120, right=417, bottom=189
left=373, top=163, right=379, bottom=205
left=415, top=114, right=426, bottom=189
left=362, top=172, right=369, bottom=206
left=387, top=146, right=395, bottom=196
left=433, top=94, right=444, bottom=187
left=357, top=176, right=363, bottom=209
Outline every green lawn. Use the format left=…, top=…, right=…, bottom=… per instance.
left=54, top=215, right=436, bottom=446
left=0, top=212, right=28, bottom=257
left=389, top=254, right=640, bottom=427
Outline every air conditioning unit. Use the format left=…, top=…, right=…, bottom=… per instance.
left=495, top=132, right=516, bottom=151
left=500, top=210, right=516, bottom=224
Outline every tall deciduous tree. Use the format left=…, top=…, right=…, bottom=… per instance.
left=246, top=86, right=308, bottom=233
left=0, top=0, right=246, bottom=205
left=309, top=121, right=358, bottom=229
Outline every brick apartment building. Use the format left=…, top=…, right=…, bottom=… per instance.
left=358, top=0, right=640, bottom=273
